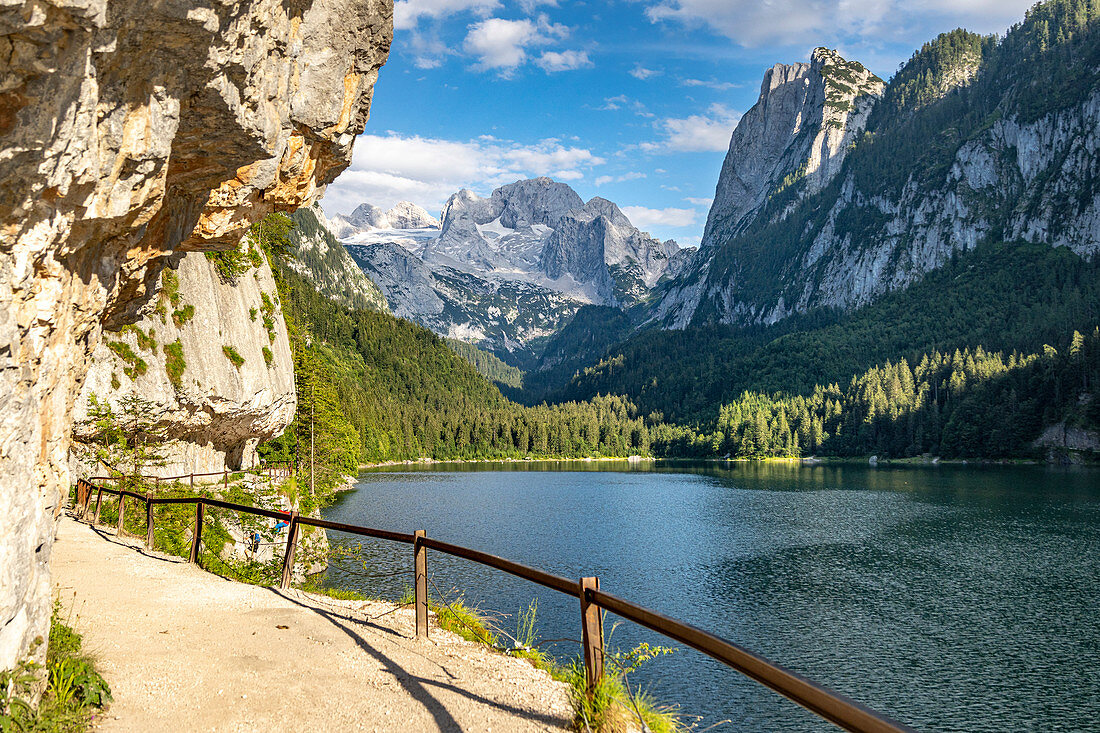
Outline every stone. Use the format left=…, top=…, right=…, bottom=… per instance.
left=0, top=0, right=392, bottom=674
left=72, top=251, right=296, bottom=476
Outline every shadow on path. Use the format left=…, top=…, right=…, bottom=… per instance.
left=272, top=589, right=570, bottom=732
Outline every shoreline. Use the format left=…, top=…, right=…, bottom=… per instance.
left=349, top=453, right=1098, bottom=474
left=358, top=455, right=656, bottom=470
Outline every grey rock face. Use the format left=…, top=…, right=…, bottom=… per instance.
left=340, top=178, right=681, bottom=363
left=0, top=0, right=391, bottom=673
left=288, top=204, right=388, bottom=311
left=386, top=202, right=441, bottom=230
left=74, top=252, right=296, bottom=475
left=543, top=197, right=680, bottom=304
left=701, top=48, right=884, bottom=250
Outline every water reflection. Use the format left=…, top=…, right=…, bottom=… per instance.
left=325, top=461, right=1100, bottom=732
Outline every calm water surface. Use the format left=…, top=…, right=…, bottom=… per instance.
left=319, top=461, right=1100, bottom=732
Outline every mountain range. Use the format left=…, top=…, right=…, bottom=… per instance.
left=300, top=0, right=1100, bottom=413
left=287, top=0, right=1100, bottom=461
left=325, top=178, right=686, bottom=367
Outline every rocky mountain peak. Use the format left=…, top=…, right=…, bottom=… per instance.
left=699, top=48, right=883, bottom=251
left=580, top=197, right=632, bottom=228
left=388, top=201, right=440, bottom=229
left=343, top=201, right=440, bottom=232
left=491, top=178, right=585, bottom=229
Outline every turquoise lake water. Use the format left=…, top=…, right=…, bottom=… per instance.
left=320, top=460, right=1100, bottom=731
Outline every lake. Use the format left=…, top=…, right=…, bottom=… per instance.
left=318, top=460, right=1100, bottom=732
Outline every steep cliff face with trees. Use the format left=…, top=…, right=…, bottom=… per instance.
left=73, top=244, right=297, bottom=476
left=658, top=0, right=1100, bottom=328
left=0, top=0, right=391, bottom=674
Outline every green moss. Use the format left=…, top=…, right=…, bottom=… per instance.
left=249, top=307, right=258, bottom=322
left=222, top=344, right=245, bottom=370
left=161, top=268, right=181, bottom=307
left=262, top=346, right=274, bottom=367
left=260, top=292, right=277, bottom=342
left=106, top=340, right=148, bottom=379
left=120, top=324, right=157, bottom=353
left=110, top=373, right=120, bottom=390
left=165, top=339, right=186, bottom=389
left=171, top=303, right=195, bottom=329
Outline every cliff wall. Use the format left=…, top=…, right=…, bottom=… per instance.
left=0, top=0, right=391, bottom=672
left=73, top=250, right=296, bottom=475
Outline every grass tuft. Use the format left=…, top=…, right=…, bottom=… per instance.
left=0, top=596, right=112, bottom=732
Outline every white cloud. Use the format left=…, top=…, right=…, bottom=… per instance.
left=621, top=205, right=698, bottom=229
left=463, top=15, right=584, bottom=75
left=599, top=95, right=653, bottom=117
left=641, top=103, right=741, bottom=153
left=395, top=0, right=501, bottom=31
left=630, top=65, right=661, bottom=80
left=465, top=18, right=543, bottom=71
left=594, top=172, right=646, bottom=186
left=536, top=49, right=592, bottom=72
left=644, top=0, right=1034, bottom=48
left=321, top=133, right=606, bottom=216
left=681, top=78, right=739, bottom=90
left=685, top=196, right=713, bottom=207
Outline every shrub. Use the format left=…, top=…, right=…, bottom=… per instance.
left=165, top=339, right=186, bottom=388
left=222, top=345, right=245, bottom=370
left=172, top=303, right=195, bottom=329
left=105, top=340, right=147, bottom=379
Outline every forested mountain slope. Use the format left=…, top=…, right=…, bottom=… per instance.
left=551, top=243, right=1100, bottom=424
left=657, top=0, right=1100, bottom=328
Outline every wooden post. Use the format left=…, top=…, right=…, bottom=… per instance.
left=78, top=481, right=92, bottom=520
left=279, top=511, right=300, bottom=589
left=223, top=469, right=228, bottom=490
left=76, top=480, right=89, bottom=516
left=414, top=530, right=428, bottom=639
left=93, top=489, right=103, bottom=525
left=190, top=473, right=194, bottom=490
left=145, top=492, right=155, bottom=549
left=189, top=501, right=204, bottom=565
left=116, top=494, right=126, bottom=536
left=580, top=576, right=604, bottom=694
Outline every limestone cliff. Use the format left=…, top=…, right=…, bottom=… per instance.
left=656, top=48, right=883, bottom=328
left=700, top=48, right=883, bottom=250
left=0, top=0, right=391, bottom=673
left=73, top=251, right=296, bottom=475
left=657, top=13, right=1100, bottom=328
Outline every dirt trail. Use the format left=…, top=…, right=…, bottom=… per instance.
left=51, top=516, right=573, bottom=732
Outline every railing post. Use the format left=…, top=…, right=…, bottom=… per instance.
left=190, top=473, right=194, bottom=490
left=145, top=491, right=155, bottom=549
left=579, top=576, right=604, bottom=694
left=76, top=480, right=89, bottom=516
left=279, top=511, right=299, bottom=589
left=93, top=488, right=103, bottom=525
left=189, top=501, right=204, bottom=565
left=115, top=493, right=126, bottom=536
left=414, top=530, right=428, bottom=639
left=223, top=469, right=228, bottom=490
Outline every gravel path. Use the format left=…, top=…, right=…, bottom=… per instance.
left=51, top=516, right=573, bottom=732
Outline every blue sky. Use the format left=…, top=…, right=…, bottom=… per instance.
left=321, top=0, right=1035, bottom=246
